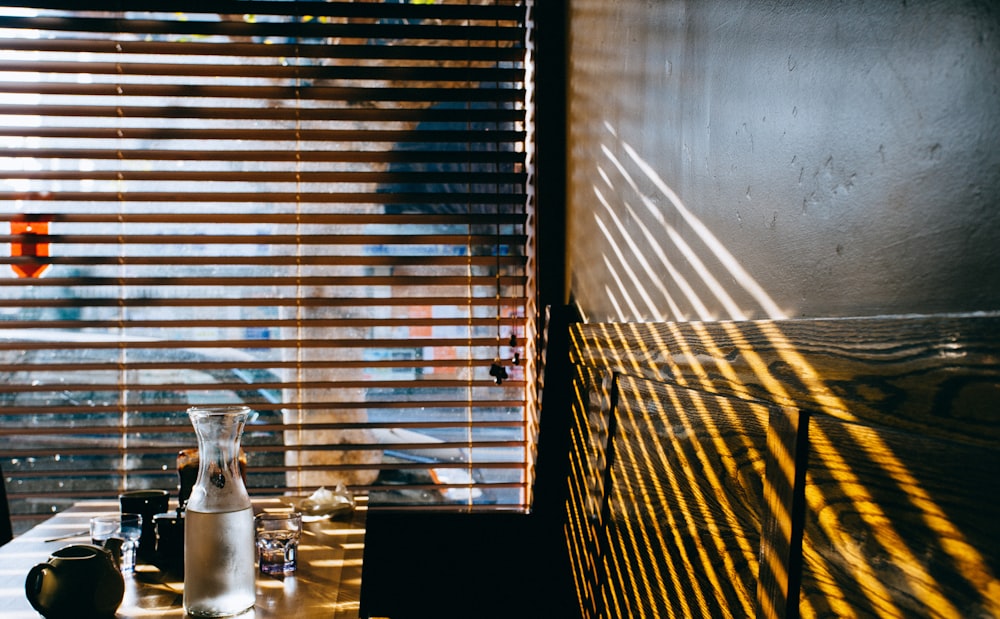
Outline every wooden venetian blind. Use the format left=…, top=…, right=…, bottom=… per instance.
left=0, top=0, right=532, bottom=534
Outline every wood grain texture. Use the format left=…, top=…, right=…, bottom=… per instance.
left=799, top=414, right=1000, bottom=619
left=599, top=375, right=769, bottom=619
left=564, top=363, right=613, bottom=619
left=563, top=312, right=999, bottom=618
left=569, top=313, right=1000, bottom=445
left=757, top=406, right=808, bottom=619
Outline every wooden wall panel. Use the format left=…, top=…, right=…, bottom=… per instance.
left=600, top=375, right=770, bottom=618
left=758, top=405, right=809, bottom=619
left=562, top=312, right=1000, bottom=618
left=800, top=414, right=1000, bottom=618
left=564, top=362, right=613, bottom=618
left=568, top=315, right=1000, bottom=444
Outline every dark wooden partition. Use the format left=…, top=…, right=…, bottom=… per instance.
left=0, top=461, right=11, bottom=546
left=563, top=312, right=1000, bottom=618
left=359, top=306, right=577, bottom=619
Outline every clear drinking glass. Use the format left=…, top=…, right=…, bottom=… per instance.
left=255, top=511, right=302, bottom=574
left=89, top=514, right=119, bottom=547
left=89, top=513, right=143, bottom=574
left=118, top=514, right=143, bottom=574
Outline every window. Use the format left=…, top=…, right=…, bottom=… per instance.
left=0, top=0, right=534, bottom=534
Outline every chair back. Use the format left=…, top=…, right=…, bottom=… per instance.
left=0, top=462, right=12, bottom=544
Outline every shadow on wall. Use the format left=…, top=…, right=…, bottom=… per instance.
left=575, top=122, right=787, bottom=323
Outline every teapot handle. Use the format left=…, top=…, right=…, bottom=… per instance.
left=24, top=562, right=54, bottom=614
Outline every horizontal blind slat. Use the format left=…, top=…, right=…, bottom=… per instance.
left=2, top=172, right=528, bottom=186
left=0, top=82, right=526, bottom=101
left=0, top=128, right=527, bottom=142
left=3, top=294, right=525, bottom=306
left=0, top=323, right=525, bottom=334
left=0, top=104, right=523, bottom=124
left=0, top=232, right=526, bottom=243
left=0, top=38, right=525, bottom=62
left=0, top=213, right=527, bottom=225
left=1, top=193, right=526, bottom=204
left=0, top=149, right=525, bottom=164
left=5, top=0, right=522, bottom=18
left=0, top=61, right=524, bottom=84
left=0, top=16, right=525, bottom=43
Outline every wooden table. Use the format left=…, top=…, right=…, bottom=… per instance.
left=0, top=497, right=366, bottom=618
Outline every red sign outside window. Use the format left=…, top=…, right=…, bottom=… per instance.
left=10, top=218, right=50, bottom=279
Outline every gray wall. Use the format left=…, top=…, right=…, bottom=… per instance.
left=565, top=0, right=1000, bottom=322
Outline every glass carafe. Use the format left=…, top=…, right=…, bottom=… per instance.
left=183, top=406, right=256, bottom=617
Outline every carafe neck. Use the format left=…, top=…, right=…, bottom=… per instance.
left=186, top=406, right=253, bottom=512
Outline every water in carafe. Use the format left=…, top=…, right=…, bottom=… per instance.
left=184, top=508, right=255, bottom=615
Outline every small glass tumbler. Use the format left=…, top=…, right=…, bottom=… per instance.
left=255, top=511, right=302, bottom=575
left=90, top=513, right=143, bottom=574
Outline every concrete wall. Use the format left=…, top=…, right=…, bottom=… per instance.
left=564, top=0, right=1000, bottom=322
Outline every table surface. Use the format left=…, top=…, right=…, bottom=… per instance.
left=0, top=497, right=366, bottom=619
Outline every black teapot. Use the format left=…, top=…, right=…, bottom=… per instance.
left=25, top=543, right=125, bottom=618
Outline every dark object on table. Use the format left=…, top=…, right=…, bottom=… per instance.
left=25, top=543, right=124, bottom=618
left=153, top=511, right=184, bottom=574
left=119, top=489, right=170, bottom=561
